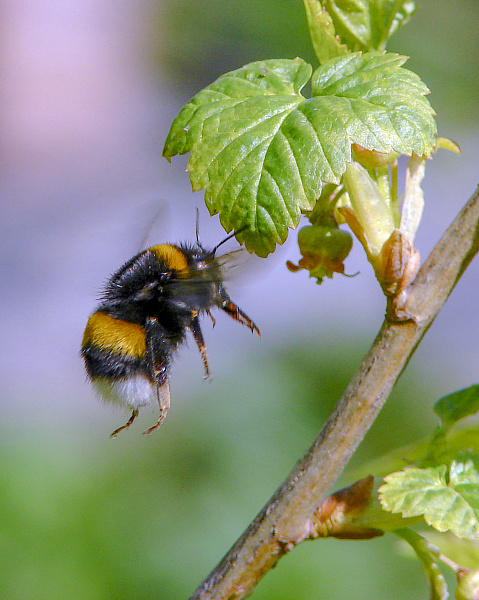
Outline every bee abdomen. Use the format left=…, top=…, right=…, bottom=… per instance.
left=82, top=342, right=145, bottom=380
left=81, top=311, right=151, bottom=383
left=82, top=311, right=146, bottom=357
left=92, top=375, right=158, bottom=409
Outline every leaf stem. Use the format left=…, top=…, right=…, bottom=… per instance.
left=393, top=529, right=448, bottom=599
left=188, top=186, right=479, bottom=600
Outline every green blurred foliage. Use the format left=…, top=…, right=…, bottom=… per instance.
left=155, top=0, right=479, bottom=127
left=1, top=337, right=440, bottom=599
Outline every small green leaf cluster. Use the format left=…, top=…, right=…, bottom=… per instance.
left=376, top=385, right=479, bottom=599
left=164, top=52, right=436, bottom=258
left=306, top=385, right=479, bottom=597
left=379, top=385, right=479, bottom=538
left=327, top=386, right=479, bottom=597
left=163, top=0, right=441, bottom=266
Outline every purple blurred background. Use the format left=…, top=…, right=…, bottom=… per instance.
left=1, top=0, right=478, bottom=430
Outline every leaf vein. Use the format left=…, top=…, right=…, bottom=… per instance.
left=260, top=168, right=291, bottom=224
left=273, top=129, right=307, bottom=220
left=298, top=109, right=338, bottom=181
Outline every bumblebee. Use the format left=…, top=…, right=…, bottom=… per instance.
left=81, top=231, right=260, bottom=437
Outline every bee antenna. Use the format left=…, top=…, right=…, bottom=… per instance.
left=211, top=226, right=246, bottom=256
left=195, top=208, right=207, bottom=252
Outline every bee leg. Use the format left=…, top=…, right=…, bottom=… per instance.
left=143, top=316, right=172, bottom=435
left=143, top=379, right=171, bottom=435
left=219, top=299, right=261, bottom=337
left=189, top=312, right=211, bottom=379
left=110, top=408, right=139, bottom=439
left=206, top=309, right=216, bottom=328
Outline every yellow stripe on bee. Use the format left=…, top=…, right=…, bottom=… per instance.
left=82, top=312, right=146, bottom=358
left=149, top=244, right=189, bottom=272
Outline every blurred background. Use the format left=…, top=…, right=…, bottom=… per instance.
left=1, top=0, right=478, bottom=598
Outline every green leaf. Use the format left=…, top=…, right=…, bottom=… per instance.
left=379, top=463, right=479, bottom=539
left=164, top=59, right=318, bottom=256
left=449, top=452, right=479, bottom=486
left=369, top=0, right=417, bottom=47
left=434, top=385, right=479, bottom=429
left=394, top=529, right=449, bottom=600
left=163, top=53, right=436, bottom=256
left=317, top=0, right=416, bottom=52
left=302, top=0, right=350, bottom=64
left=312, top=52, right=436, bottom=157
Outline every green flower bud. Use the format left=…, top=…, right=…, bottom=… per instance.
left=287, top=224, right=353, bottom=284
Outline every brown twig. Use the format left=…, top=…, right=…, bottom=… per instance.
left=189, top=186, right=479, bottom=600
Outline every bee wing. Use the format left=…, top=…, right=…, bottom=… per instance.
left=167, top=249, right=253, bottom=298
left=215, top=248, right=252, bottom=280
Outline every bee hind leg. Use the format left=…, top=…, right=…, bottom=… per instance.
left=143, top=316, right=172, bottom=434
left=110, top=408, right=139, bottom=439
left=143, top=379, right=171, bottom=435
